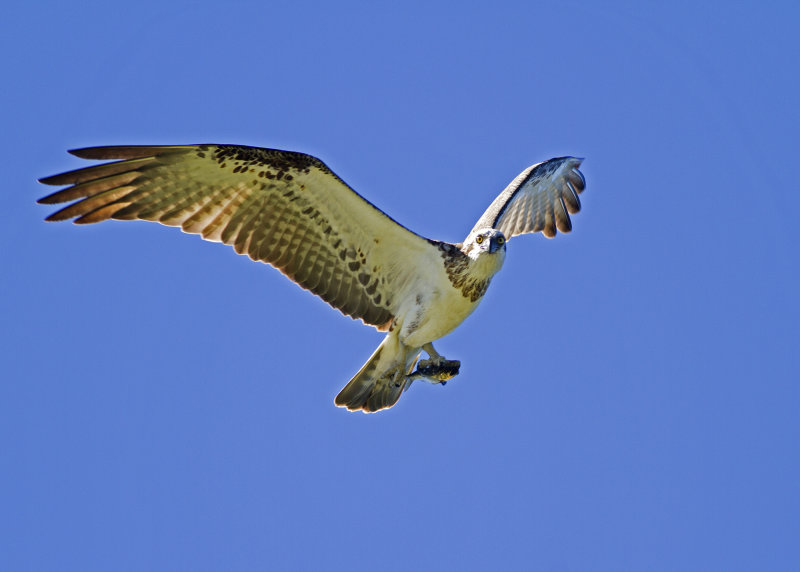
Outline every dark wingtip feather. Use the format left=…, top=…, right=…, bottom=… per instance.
left=69, top=146, right=149, bottom=160
left=68, top=145, right=195, bottom=160
left=38, top=173, right=70, bottom=186
left=68, top=148, right=92, bottom=158
left=44, top=211, right=68, bottom=222
left=568, top=168, right=586, bottom=193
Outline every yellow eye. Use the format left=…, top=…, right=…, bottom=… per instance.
left=497, top=236, right=505, bottom=245
left=475, top=235, right=484, bottom=244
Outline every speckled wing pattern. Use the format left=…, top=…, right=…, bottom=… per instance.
left=38, top=144, right=440, bottom=329
left=470, top=157, right=585, bottom=239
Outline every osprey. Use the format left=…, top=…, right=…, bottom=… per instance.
left=39, top=145, right=586, bottom=412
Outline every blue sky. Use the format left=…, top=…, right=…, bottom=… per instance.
left=3, top=1, right=798, bottom=570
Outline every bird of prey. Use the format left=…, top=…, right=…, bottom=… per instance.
left=39, top=144, right=586, bottom=413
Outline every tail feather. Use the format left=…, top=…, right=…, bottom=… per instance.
left=335, top=336, right=419, bottom=413
left=336, top=343, right=386, bottom=408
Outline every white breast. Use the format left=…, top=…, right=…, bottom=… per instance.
left=397, top=271, right=486, bottom=348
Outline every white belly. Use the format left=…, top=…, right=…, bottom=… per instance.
left=397, top=284, right=483, bottom=348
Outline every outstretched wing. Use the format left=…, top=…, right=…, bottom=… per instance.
left=469, top=157, right=585, bottom=239
left=39, top=144, right=440, bottom=330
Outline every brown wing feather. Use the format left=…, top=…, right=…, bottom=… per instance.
left=39, top=144, right=438, bottom=330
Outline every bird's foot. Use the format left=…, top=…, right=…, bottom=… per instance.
left=409, top=359, right=461, bottom=385
left=424, top=354, right=445, bottom=367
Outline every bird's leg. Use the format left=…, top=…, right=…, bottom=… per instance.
left=422, top=342, right=445, bottom=365
left=411, top=343, right=460, bottom=385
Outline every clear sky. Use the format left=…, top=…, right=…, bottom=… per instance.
left=3, top=1, right=798, bottom=570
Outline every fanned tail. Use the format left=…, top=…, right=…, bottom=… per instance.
left=335, top=335, right=419, bottom=413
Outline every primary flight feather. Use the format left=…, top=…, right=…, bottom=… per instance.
left=39, top=144, right=586, bottom=412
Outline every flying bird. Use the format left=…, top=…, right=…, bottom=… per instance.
left=39, top=144, right=586, bottom=412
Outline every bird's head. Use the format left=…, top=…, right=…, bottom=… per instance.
left=463, top=228, right=507, bottom=260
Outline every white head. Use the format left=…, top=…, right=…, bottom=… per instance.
left=462, top=228, right=507, bottom=271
